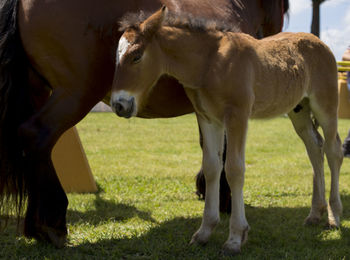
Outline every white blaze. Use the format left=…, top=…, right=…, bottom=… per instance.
left=116, top=36, right=131, bottom=65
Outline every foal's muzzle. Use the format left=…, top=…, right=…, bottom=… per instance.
left=111, top=96, right=135, bottom=118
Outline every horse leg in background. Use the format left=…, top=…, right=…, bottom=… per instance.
left=342, top=129, right=350, bottom=158
left=195, top=124, right=206, bottom=199
left=219, top=136, right=232, bottom=213
left=195, top=125, right=232, bottom=213
left=223, top=110, right=250, bottom=255
left=18, top=87, right=99, bottom=248
left=288, top=99, right=327, bottom=225
left=191, top=115, right=224, bottom=245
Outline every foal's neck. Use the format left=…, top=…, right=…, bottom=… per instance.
left=157, top=27, right=222, bottom=88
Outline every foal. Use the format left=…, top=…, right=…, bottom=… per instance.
left=110, top=7, right=343, bottom=254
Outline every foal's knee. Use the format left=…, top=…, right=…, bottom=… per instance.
left=202, top=154, right=223, bottom=182
left=225, top=159, right=245, bottom=186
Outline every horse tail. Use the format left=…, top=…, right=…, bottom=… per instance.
left=0, top=0, right=33, bottom=219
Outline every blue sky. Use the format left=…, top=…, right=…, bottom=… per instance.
left=285, top=0, right=350, bottom=61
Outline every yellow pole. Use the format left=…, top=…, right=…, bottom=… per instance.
left=338, top=67, right=350, bottom=72
left=337, top=61, right=350, bottom=66
left=337, top=61, right=350, bottom=118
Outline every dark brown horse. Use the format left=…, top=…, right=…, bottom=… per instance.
left=0, top=0, right=288, bottom=248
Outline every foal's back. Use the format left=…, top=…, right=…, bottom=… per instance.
left=226, top=32, right=337, bottom=118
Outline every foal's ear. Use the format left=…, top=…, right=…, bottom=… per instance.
left=141, top=5, right=167, bottom=39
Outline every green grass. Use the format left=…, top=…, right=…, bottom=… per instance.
left=1, top=113, right=350, bottom=259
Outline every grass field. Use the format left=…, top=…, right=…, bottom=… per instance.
left=1, top=113, right=350, bottom=259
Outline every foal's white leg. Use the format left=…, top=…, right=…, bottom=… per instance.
left=190, top=115, right=224, bottom=245
left=288, top=102, right=327, bottom=225
left=223, top=113, right=249, bottom=255
left=319, top=121, right=343, bottom=227
left=310, top=100, right=343, bottom=228
left=324, top=132, right=343, bottom=227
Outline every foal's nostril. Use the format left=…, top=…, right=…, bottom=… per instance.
left=115, top=102, right=123, bottom=114
left=111, top=96, right=135, bottom=118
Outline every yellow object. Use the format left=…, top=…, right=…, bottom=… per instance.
left=52, top=127, right=97, bottom=193
left=338, top=71, right=347, bottom=80
left=337, top=67, right=350, bottom=72
left=337, top=61, right=350, bottom=71
left=337, top=61, right=350, bottom=66
left=337, top=61, right=350, bottom=118
left=338, top=78, right=350, bottom=119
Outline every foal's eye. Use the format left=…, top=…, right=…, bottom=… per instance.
left=132, top=53, right=142, bottom=64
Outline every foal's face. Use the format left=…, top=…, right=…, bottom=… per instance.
left=110, top=28, right=162, bottom=118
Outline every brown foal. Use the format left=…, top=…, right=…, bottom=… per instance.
left=110, top=7, right=342, bottom=254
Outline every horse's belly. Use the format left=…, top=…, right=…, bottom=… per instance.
left=250, top=98, right=302, bottom=118
left=250, top=78, right=307, bottom=118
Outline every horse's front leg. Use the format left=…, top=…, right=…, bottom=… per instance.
left=22, top=148, right=68, bottom=247
left=222, top=111, right=250, bottom=255
left=18, top=88, right=99, bottom=248
left=190, top=114, right=224, bottom=245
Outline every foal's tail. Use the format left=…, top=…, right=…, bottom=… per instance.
left=0, top=0, right=33, bottom=218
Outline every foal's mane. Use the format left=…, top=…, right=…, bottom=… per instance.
left=118, top=10, right=239, bottom=33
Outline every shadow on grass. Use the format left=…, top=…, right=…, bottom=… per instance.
left=67, top=191, right=157, bottom=225
left=2, top=194, right=350, bottom=259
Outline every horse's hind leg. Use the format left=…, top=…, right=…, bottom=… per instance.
left=288, top=99, right=327, bottom=225
left=190, top=115, right=224, bottom=245
left=324, top=132, right=343, bottom=228
left=310, top=100, right=343, bottom=228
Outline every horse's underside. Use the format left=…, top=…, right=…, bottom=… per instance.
left=0, top=0, right=288, bottom=248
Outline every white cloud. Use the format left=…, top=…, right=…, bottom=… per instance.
left=321, top=4, right=350, bottom=60
left=322, top=29, right=348, bottom=60
left=290, top=0, right=349, bottom=15
left=345, top=6, right=350, bottom=24
left=289, top=0, right=310, bottom=15
left=324, top=0, right=349, bottom=8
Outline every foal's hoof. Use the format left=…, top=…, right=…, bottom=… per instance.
left=222, top=226, right=249, bottom=256
left=222, top=242, right=241, bottom=256
left=190, top=230, right=211, bottom=246
left=325, top=219, right=340, bottom=230
left=326, top=211, right=341, bottom=229
left=325, top=222, right=340, bottom=230
left=190, top=235, right=208, bottom=246
left=304, top=216, right=322, bottom=226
